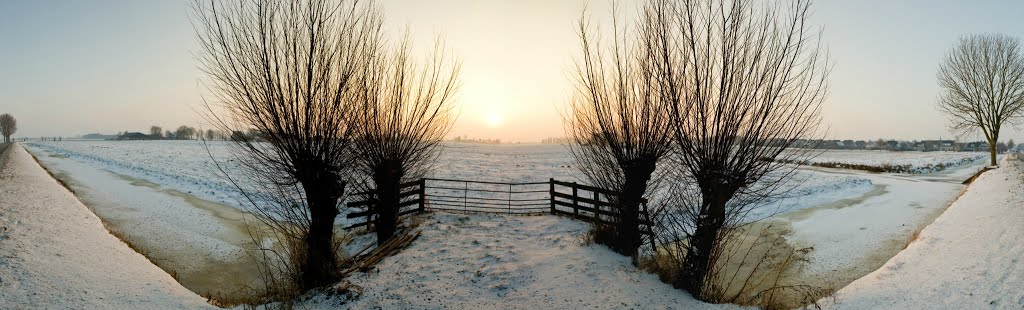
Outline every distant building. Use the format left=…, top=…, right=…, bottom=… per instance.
left=960, top=141, right=988, bottom=152
left=118, top=132, right=149, bottom=140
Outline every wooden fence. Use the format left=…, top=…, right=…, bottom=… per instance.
left=345, top=178, right=656, bottom=246
left=344, top=179, right=425, bottom=229
left=422, top=178, right=551, bottom=214
left=549, top=179, right=656, bottom=246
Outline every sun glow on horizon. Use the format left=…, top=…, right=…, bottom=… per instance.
left=485, top=111, right=502, bottom=128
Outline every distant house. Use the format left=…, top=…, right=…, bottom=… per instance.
left=118, top=132, right=149, bottom=140
left=918, top=140, right=955, bottom=152
left=959, top=141, right=988, bottom=152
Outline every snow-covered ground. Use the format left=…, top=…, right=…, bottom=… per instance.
left=778, top=166, right=975, bottom=292
left=824, top=154, right=1024, bottom=309
left=791, top=149, right=987, bottom=173
left=0, top=144, right=213, bottom=309
left=311, top=213, right=738, bottom=310
left=23, top=141, right=264, bottom=302
left=16, top=140, right=998, bottom=308
left=26, top=140, right=245, bottom=208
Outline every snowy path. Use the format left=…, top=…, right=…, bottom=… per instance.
left=824, top=155, right=1024, bottom=309
left=315, top=213, right=737, bottom=310
left=0, top=144, right=213, bottom=309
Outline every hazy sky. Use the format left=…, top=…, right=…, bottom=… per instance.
left=2, top=0, right=1024, bottom=142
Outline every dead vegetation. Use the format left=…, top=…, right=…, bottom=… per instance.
left=644, top=222, right=832, bottom=309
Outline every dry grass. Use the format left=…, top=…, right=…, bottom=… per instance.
left=641, top=222, right=832, bottom=310
left=903, top=229, right=923, bottom=250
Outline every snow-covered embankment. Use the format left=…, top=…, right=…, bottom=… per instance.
left=826, top=154, right=1024, bottom=309
left=0, top=144, right=213, bottom=309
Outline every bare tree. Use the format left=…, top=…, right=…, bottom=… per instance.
left=0, top=114, right=15, bottom=143
left=175, top=126, right=196, bottom=140
left=353, top=30, right=460, bottom=244
left=192, top=0, right=379, bottom=293
left=938, top=34, right=1024, bottom=166
left=204, top=129, right=217, bottom=141
left=150, top=126, right=163, bottom=139
left=566, top=1, right=675, bottom=258
left=657, top=0, right=828, bottom=302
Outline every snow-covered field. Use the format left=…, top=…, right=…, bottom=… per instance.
left=24, top=141, right=873, bottom=214
left=791, top=150, right=987, bottom=173
left=14, top=141, right=999, bottom=308
left=26, top=141, right=245, bottom=208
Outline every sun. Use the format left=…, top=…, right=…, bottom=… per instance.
left=486, top=112, right=502, bottom=128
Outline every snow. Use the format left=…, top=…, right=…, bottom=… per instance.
left=823, top=154, right=1024, bottom=309
left=794, top=150, right=987, bottom=173
left=745, top=171, right=875, bottom=221
left=13, top=140, right=1012, bottom=309
left=306, top=213, right=739, bottom=310
left=25, top=140, right=245, bottom=208
left=22, top=141, right=263, bottom=301
left=780, top=168, right=970, bottom=286
left=0, top=144, right=213, bottom=309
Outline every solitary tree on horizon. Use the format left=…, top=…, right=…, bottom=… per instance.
left=938, top=33, right=1024, bottom=166
left=0, top=114, right=17, bottom=143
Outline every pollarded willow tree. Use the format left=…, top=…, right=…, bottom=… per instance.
left=566, top=0, right=676, bottom=258
left=661, top=0, right=829, bottom=301
left=0, top=114, right=16, bottom=143
left=192, top=0, right=380, bottom=292
left=353, top=32, right=460, bottom=245
left=938, top=33, right=1024, bottom=166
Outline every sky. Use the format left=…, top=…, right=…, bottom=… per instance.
left=2, top=0, right=1024, bottom=143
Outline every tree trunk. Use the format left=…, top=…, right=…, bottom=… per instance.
left=611, top=165, right=654, bottom=258
left=373, top=163, right=404, bottom=245
left=679, top=194, right=727, bottom=300
left=300, top=182, right=342, bottom=291
left=989, top=137, right=999, bottom=166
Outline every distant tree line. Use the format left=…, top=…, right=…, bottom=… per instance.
left=793, top=138, right=1017, bottom=153
left=112, top=125, right=246, bottom=141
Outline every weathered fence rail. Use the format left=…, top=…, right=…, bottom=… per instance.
left=345, top=178, right=655, bottom=245
left=344, top=179, right=425, bottom=229
left=549, top=179, right=656, bottom=245
left=423, top=178, right=551, bottom=214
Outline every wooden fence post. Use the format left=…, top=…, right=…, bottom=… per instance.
left=593, top=190, right=600, bottom=221
left=418, top=179, right=426, bottom=213
left=572, top=182, right=579, bottom=216
left=643, top=200, right=655, bottom=250
left=508, top=183, right=513, bottom=215
left=549, top=179, right=555, bottom=215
